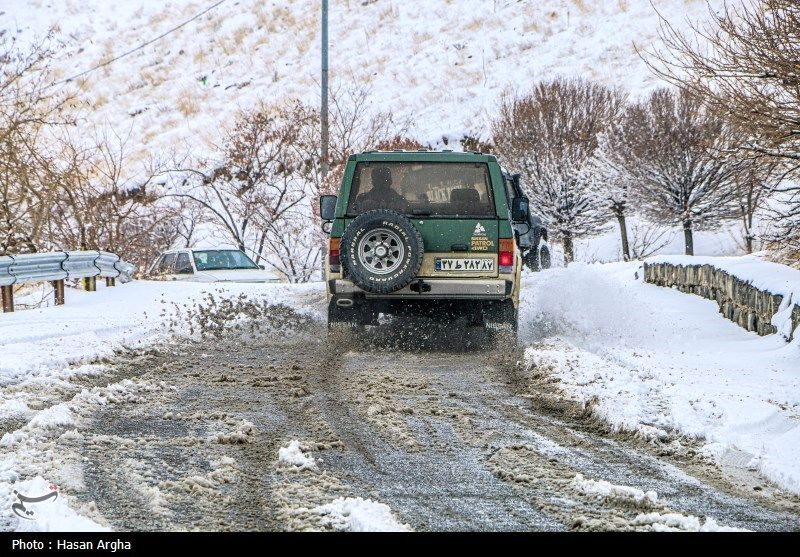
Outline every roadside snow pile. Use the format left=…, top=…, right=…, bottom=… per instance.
left=570, top=474, right=658, bottom=509
left=6, top=477, right=108, bottom=532
left=632, top=512, right=749, bottom=532
left=520, top=262, right=800, bottom=495
left=646, top=254, right=800, bottom=340
left=278, top=440, right=317, bottom=471
left=0, top=280, right=325, bottom=384
left=312, top=497, right=412, bottom=532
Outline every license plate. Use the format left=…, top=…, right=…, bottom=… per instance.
left=435, top=258, right=495, bottom=272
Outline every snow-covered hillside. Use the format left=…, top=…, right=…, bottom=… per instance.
left=2, top=0, right=719, bottom=160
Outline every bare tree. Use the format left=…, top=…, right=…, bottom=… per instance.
left=590, top=148, right=634, bottom=261
left=174, top=200, right=207, bottom=248
left=629, top=221, right=674, bottom=260
left=730, top=157, right=781, bottom=254
left=170, top=101, right=317, bottom=281
left=296, top=83, right=407, bottom=197
left=645, top=0, right=799, bottom=171
left=0, top=33, right=77, bottom=255
left=596, top=88, right=743, bottom=255
left=645, top=1, right=800, bottom=259
left=492, top=78, right=625, bottom=263
left=49, top=128, right=177, bottom=268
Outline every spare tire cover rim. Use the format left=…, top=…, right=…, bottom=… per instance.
left=357, top=228, right=405, bottom=275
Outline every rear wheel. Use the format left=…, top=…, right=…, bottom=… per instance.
left=523, top=249, right=539, bottom=272
left=539, top=243, right=552, bottom=270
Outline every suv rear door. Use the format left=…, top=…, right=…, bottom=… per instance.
left=345, top=160, right=499, bottom=278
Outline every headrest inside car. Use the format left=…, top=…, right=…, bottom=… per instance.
left=450, top=188, right=481, bottom=203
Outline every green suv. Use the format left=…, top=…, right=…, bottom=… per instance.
left=319, top=150, right=532, bottom=337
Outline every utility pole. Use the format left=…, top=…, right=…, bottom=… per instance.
left=321, top=0, right=329, bottom=181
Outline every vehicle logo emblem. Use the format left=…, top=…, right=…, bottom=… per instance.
left=474, top=223, right=486, bottom=235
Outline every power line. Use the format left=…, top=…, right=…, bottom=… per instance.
left=46, top=0, right=227, bottom=91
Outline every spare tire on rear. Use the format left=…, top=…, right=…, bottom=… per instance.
left=341, top=209, right=424, bottom=294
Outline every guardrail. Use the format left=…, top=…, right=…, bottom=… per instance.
left=0, top=251, right=136, bottom=313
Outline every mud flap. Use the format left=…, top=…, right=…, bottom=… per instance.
left=483, top=300, right=518, bottom=346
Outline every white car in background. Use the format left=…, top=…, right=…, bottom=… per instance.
left=149, top=248, right=281, bottom=283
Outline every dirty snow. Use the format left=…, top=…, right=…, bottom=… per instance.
left=3, top=258, right=800, bottom=529
left=0, top=280, right=324, bottom=385
left=278, top=440, right=318, bottom=471
left=571, top=473, right=658, bottom=508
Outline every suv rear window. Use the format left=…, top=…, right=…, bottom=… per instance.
left=347, top=162, right=495, bottom=217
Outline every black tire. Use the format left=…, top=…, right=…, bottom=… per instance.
left=523, top=249, right=539, bottom=272
left=341, top=210, right=424, bottom=294
left=539, top=244, right=552, bottom=270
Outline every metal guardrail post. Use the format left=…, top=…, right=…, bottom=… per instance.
left=52, top=279, right=65, bottom=305
left=83, top=276, right=97, bottom=292
left=105, top=277, right=115, bottom=287
left=1, top=285, right=13, bottom=313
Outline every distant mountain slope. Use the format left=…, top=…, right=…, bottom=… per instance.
left=3, top=0, right=719, bottom=159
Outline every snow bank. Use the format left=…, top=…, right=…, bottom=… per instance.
left=521, top=262, right=800, bottom=495
left=7, top=477, right=108, bottom=532
left=0, top=280, right=325, bottom=385
left=632, top=512, right=748, bottom=532
left=277, top=440, right=317, bottom=471
left=312, top=497, right=412, bottom=532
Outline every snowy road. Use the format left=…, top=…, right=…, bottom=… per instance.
left=24, top=315, right=797, bottom=531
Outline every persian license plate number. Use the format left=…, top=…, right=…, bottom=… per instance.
left=435, top=258, right=494, bottom=272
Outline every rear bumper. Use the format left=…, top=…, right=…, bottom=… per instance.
left=329, top=278, right=512, bottom=299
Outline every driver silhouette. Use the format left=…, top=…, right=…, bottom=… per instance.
left=355, top=166, right=406, bottom=211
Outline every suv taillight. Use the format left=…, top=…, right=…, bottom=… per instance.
left=499, top=238, right=514, bottom=273
left=329, top=238, right=341, bottom=273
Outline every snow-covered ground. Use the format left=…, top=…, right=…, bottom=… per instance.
left=520, top=261, right=800, bottom=495
left=2, top=255, right=799, bottom=529
left=0, top=279, right=324, bottom=389
left=646, top=254, right=800, bottom=340
left=3, top=0, right=720, bottom=158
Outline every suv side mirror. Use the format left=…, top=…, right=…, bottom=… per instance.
left=320, top=195, right=337, bottom=221
left=511, top=196, right=529, bottom=223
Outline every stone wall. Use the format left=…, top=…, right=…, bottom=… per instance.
left=643, top=262, right=800, bottom=341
